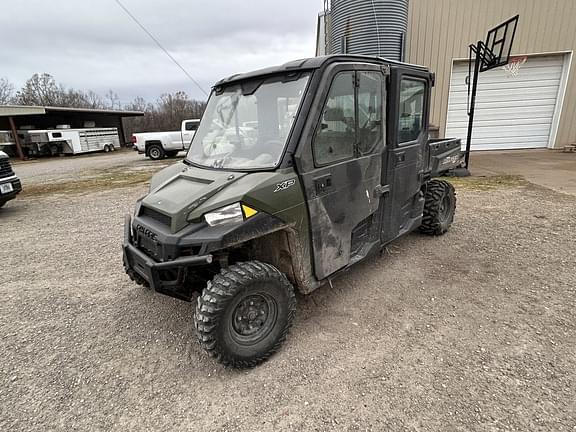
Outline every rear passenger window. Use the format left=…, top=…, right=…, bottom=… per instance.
left=399, top=79, right=425, bottom=143
left=185, top=122, right=198, bottom=131
left=357, top=71, right=383, bottom=154
left=313, top=72, right=355, bottom=166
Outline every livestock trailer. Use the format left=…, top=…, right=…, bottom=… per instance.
left=22, top=127, right=120, bottom=156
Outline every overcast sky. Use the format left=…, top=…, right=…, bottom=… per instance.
left=1, top=0, right=322, bottom=104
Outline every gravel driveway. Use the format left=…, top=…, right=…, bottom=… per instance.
left=0, top=177, right=575, bottom=431
left=12, top=150, right=177, bottom=185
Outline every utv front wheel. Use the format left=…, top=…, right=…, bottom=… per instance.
left=195, top=261, right=296, bottom=368
left=420, top=179, right=456, bottom=235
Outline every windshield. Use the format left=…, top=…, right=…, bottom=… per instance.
left=186, top=73, right=310, bottom=170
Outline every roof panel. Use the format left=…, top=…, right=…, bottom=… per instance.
left=0, top=105, right=143, bottom=117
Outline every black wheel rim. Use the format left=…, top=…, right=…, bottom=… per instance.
left=230, top=293, right=278, bottom=345
left=439, top=193, right=452, bottom=223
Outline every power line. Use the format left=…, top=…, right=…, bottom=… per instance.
left=113, top=0, right=209, bottom=97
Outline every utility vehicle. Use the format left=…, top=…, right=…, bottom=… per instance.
left=123, top=55, right=462, bottom=368
left=132, top=119, right=200, bottom=160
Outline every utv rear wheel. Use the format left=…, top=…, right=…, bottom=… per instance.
left=420, top=179, right=456, bottom=236
left=195, top=261, right=296, bottom=368
left=147, top=144, right=165, bottom=160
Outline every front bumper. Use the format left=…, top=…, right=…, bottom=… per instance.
left=123, top=215, right=213, bottom=293
left=0, top=175, right=22, bottom=203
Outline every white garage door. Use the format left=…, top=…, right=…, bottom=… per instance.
left=446, top=55, right=565, bottom=150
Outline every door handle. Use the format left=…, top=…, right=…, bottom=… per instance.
left=314, top=174, right=332, bottom=196
left=374, top=184, right=390, bottom=197
left=395, top=152, right=406, bottom=163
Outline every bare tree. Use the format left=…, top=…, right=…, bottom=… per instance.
left=0, top=77, right=15, bottom=104
left=84, top=90, right=105, bottom=109
left=105, top=90, right=120, bottom=110
left=157, top=91, right=206, bottom=129
left=125, top=96, right=151, bottom=112
left=14, top=73, right=66, bottom=106
left=8, top=72, right=208, bottom=141
left=122, top=92, right=206, bottom=138
left=60, top=89, right=106, bottom=109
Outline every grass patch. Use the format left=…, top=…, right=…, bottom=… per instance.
left=21, top=167, right=162, bottom=197
left=21, top=168, right=528, bottom=197
left=444, top=175, right=527, bottom=191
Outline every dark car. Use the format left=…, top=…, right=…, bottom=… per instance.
left=0, top=151, right=22, bottom=208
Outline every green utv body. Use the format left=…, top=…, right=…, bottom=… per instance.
left=123, top=55, right=462, bottom=367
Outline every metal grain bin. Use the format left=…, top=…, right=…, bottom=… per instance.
left=330, top=0, right=408, bottom=61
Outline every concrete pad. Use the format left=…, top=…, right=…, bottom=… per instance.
left=470, top=149, right=576, bottom=196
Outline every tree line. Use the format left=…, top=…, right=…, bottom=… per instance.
left=0, top=74, right=207, bottom=138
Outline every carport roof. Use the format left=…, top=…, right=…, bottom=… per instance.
left=0, top=105, right=144, bottom=117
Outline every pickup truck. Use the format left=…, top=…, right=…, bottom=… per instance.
left=132, top=119, right=200, bottom=160
left=0, top=150, right=22, bottom=208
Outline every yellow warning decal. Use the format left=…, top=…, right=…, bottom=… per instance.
left=241, top=204, right=258, bottom=219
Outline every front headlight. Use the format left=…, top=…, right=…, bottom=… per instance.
left=203, top=202, right=259, bottom=226
left=204, top=203, right=244, bottom=226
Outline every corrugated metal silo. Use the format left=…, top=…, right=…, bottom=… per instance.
left=330, top=0, right=409, bottom=61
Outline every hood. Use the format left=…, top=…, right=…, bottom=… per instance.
left=142, top=163, right=246, bottom=232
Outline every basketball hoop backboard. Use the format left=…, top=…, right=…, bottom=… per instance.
left=480, top=15, right=519, bottom=72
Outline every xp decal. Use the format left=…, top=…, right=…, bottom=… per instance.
left=274, top=179, right=296, bottom=193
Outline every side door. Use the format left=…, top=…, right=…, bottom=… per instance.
left=381, top=69, right=431, bottom=243
left=297, top=68, right=386, bottom=280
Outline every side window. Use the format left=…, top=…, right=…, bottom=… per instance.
left=185, top=122, right=198, bottom=131
left=313, top=72, right=355, bottom=166
left=399, top=79, right=425, bottom=143
left=52, top=132, right=62, bottom=138
left=357, top=71, right=383, bottom=154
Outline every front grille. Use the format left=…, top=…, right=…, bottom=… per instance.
left=140, top=206, right=171, bottom=226
left=138, top=235, right=160, bottom=259
left=0, top=159, right=14, bottom=179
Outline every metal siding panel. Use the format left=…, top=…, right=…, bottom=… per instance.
left=557, top=0, right=576, bottom=145
left=407, top=0, right=576, bottom=148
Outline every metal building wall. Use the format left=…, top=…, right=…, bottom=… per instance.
left=406, top=0, right=576, bottom=148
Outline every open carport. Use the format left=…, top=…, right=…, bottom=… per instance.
left=0, top=105, right=143, bottom=159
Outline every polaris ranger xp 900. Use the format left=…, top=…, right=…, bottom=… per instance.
left=123, top=55, right=461, bottom=367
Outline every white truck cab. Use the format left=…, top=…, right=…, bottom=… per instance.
left=132, top=119, right=200, bottom=160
